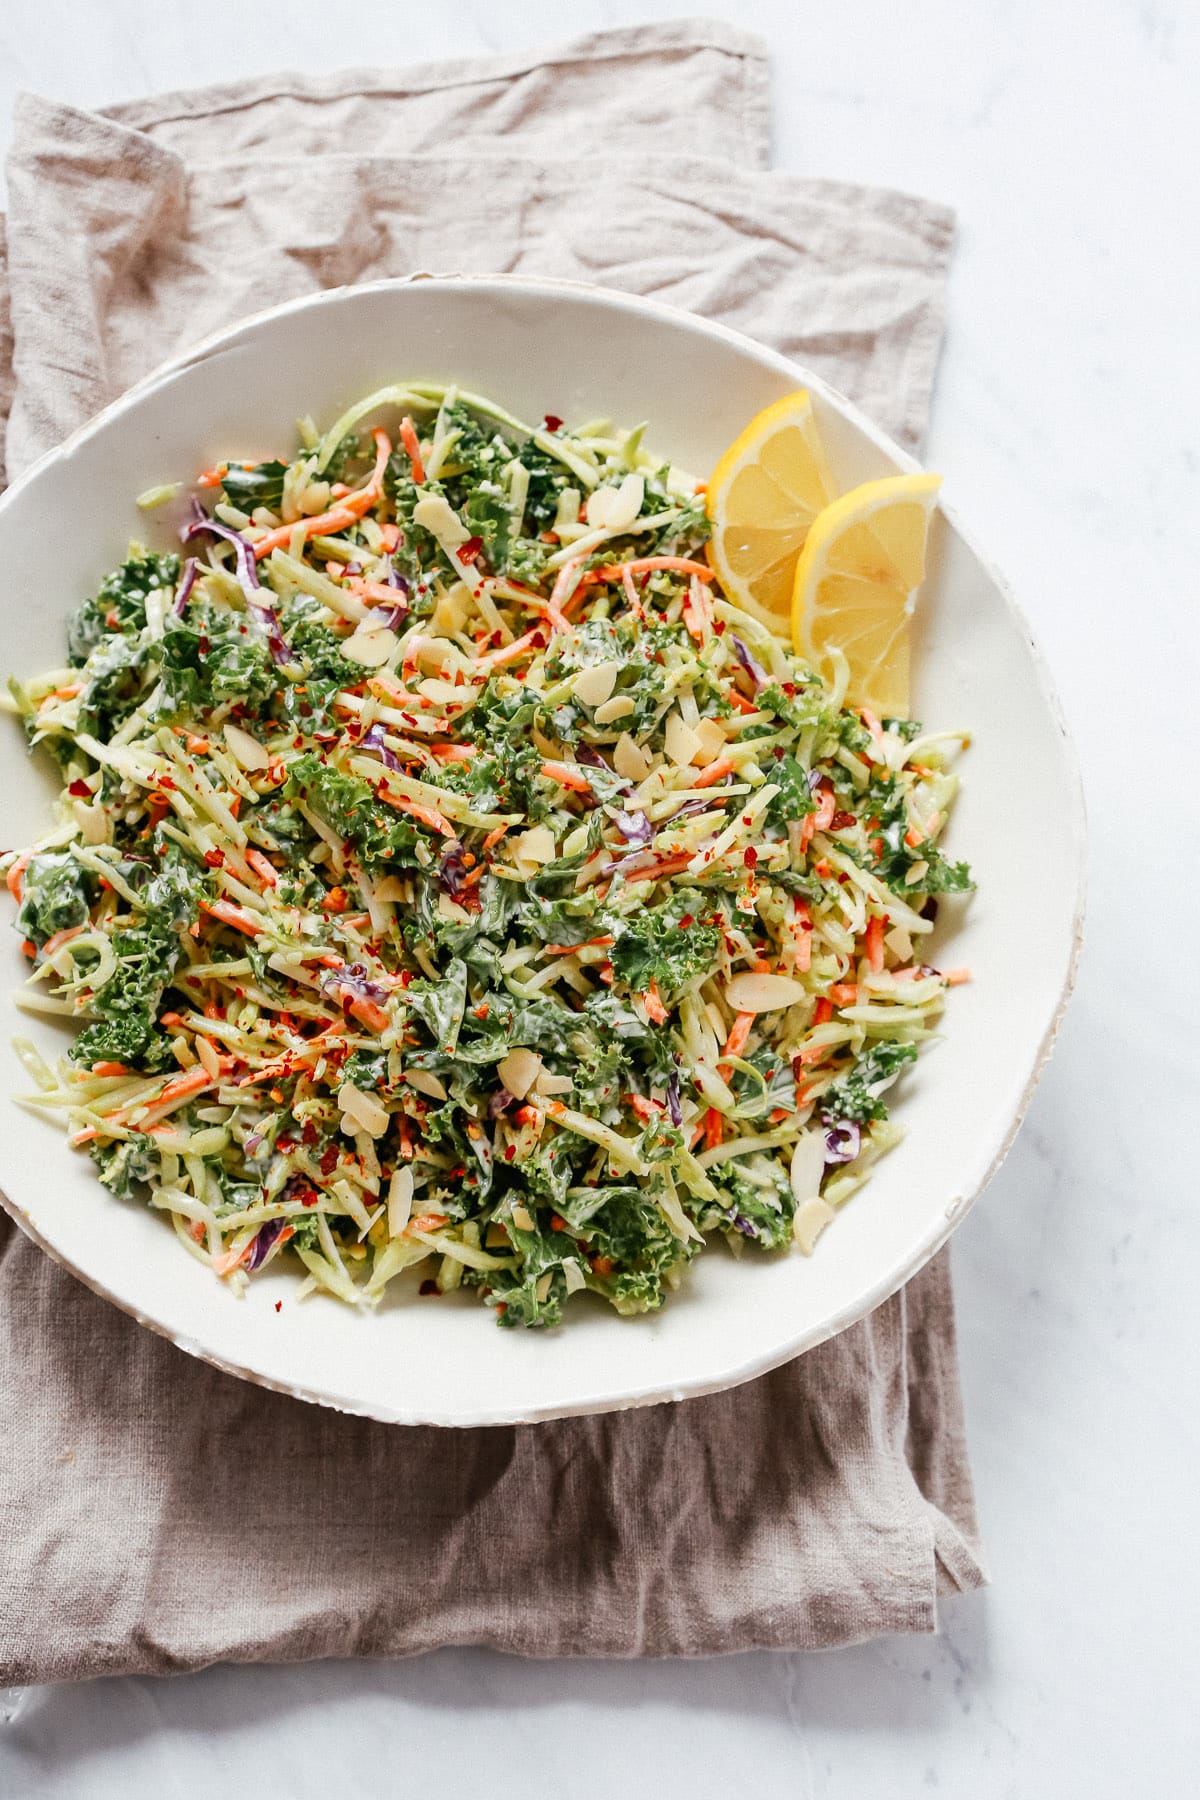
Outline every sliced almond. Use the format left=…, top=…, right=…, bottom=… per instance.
left=417, top=677, right=464, bottom=705
left=437, top=892, right=472, bottom=923
left=595, top=695, right=636, bottom=727
left=498, top=1047, right=542, bottom=1100
left=789, top=1131, right=826, bottom=1209
left=73, top=799, right=110, bottom=845
left=342, top=628, right=398, bottom=668
left=572, top=661, right=620, bottom=709
left=405, top=1069, right=448, bottom=1102
left=612, top=730, right=650, bottom=778
left=223, top=722, right=270, bottom=771
left=562, top=1256, right=586, bottom=1294
left=337, top=1080, right=389, bottom=1138
left=512, top=825, right=556, bottom=867
left=691, top=717, right=728, bottom=766
left=724, top=971, right=810, bottom=1014
left=510, top=1203, right=536, bottom=1233
left=431, top=583, right=470, bottom=637
left=586, top=473, right=645, bottom=532
left=664, top=711, right=701, bottom=768
left=793, top=1196, right=836, bottom=1255
left=387, top=1165, right=414, bottom=1238
left=373, top=876, right=408, bottom=903
left=885, top=925, right=913, bottom=963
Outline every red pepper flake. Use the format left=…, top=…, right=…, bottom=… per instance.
left=319, top=1145, right=338, bottom=1176
left=550, top=1214, right=567, bottom=1232
left=419, top=1279, right=441, bottom=1296
left=298, top=1185, right=319, bottom=1208
left=743, top=847, right=758, bottom=869
left=713, top=619, right=727, bottom=635
left=458, top=535, right=485, bottom=566
left=831, top=811, right=856, bottom=830
left=504, top=1145, right=516, bottom=1163
left=542, top=414, right=563, bottom=432
left=677, top=913, right=694, bottom=929
left=300, top=1121, right=318, bottom=1147
left=274, top=1300, right=282, bottom=1312
left=203, top=848, right=225, bottom=868
left=67, top=778, right=91, bottom=798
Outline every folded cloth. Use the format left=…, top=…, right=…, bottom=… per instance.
left=0, top=20, right=984, bottom=1685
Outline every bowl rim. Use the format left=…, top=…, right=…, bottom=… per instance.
left=0, top=272, right=1087, bottom=1425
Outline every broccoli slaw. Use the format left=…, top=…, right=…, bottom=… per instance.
left=2, top=385, right=972, bottom=1327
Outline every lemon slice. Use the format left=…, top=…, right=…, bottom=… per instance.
left=705, top=392, right=833, bottom=627
left=791, top=472, right=942, bottom=716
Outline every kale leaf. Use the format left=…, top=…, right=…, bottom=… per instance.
left=820, top=1041, right=919, bottom=1124
left=610, top=887, right=720, bottom=1000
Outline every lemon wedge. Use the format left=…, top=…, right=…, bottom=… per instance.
left=705, top=392, right=833, bottom=627
left=790, top=472, right=942, bottom=716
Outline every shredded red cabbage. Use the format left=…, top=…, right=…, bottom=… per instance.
left=612, top=809, right=653, bottom=846
left=731, top=634, right=769, bottom=689
left=183, top=503, right=292, bottom=664
left=822, top=1120, right=861, bottom=1163
left=173, top=557, right=198, bottom=616
left=361, top=723, right=402, bottom=772
left=247, top=1216, right=289, bottom=1270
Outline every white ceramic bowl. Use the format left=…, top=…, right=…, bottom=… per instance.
left=0, top=276, right=1084, bottom=1425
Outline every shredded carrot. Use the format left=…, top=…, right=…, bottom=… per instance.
left=943, top=967, right=972, bottom=986
left=540, top=760, right=590, bottom=793
left=792, top=900, right=813, bottom=973
left=90, top=1061, right=131, bottom=1078
left=378, top=789, right=456, bottom=837
left=5, top=853, right=30, bottom=901
left=398, top=416, right=425, bottom=485
left=406, top=1213, right=449, bottom=1236
left=813, top=785, right=836, bottom=833
left=251, top=428, right=391, bottom=561
left=157, top=1067, right=211, bottom=1108
left=717, top=1010, right=755, bottom=1079
left=204, top=898, right=264, bottom=938
left=478, top=629, right=544, bottom=671
left=865, top=914, right=885, bottom=974
left=641, top=980, right=669, bottom=1025
left=704, top=1107, right=724, bottom=1150
left=626, top=1093, right=663, bottom=1123
left=69, top=1127, right=99, bottom=1146
left=346, top=577, right=406, bottom=606
left=245, top=848, right=279, bottom=888
left=725, top=690, right=759, bottom=715
left=429, top=743, right=476, bottom=762
left=829, top=983, right=859, bottom=1006
left=543, top=936, right=614, bottom=956
left=212, top=1240, right=255, bottom=1279
left=691, top=755, right=734, bottom=789
left=813, top=997, right=833, bottom=1026
left=585, top=556, right=715, bottom=586
left=859, top=707, right=885, bottom=749
left=40, top=924, right=84, bottom=959
left=348, top=995, right=391, bottom=1034
left=623, top=853, right=695, bottom=886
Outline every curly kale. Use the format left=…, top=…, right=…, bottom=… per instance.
left=66, top=550, right=180, bottom=666
left=610, top=887, right=721, bottom=1000
left=820, top=1041, right=919, bottom=1125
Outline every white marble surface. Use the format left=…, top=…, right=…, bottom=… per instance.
left=2, top=1, right=1198, bottom=1793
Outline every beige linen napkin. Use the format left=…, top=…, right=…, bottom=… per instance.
left=0, top=21, right=984, bottom=1684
